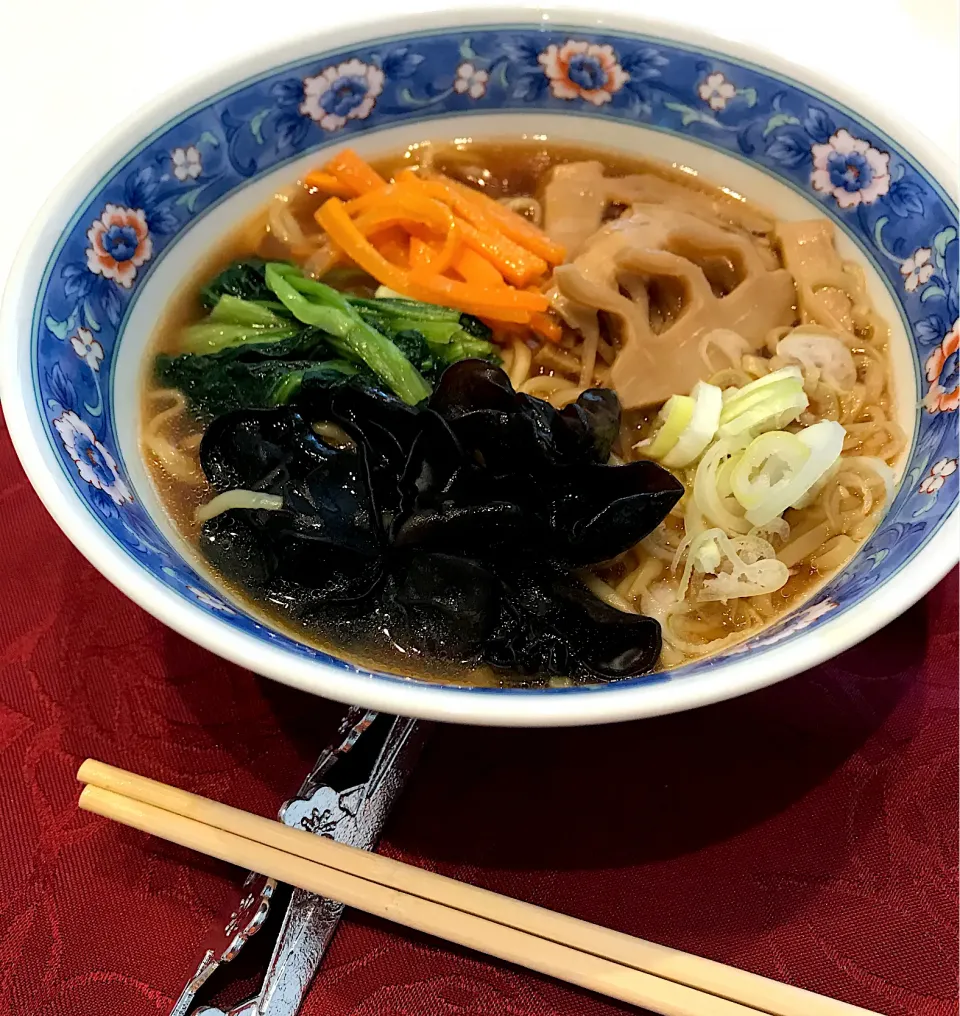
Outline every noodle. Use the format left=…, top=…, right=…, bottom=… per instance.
left=623, top=556, right=666, bottom=601
left=196, top=489, right=284, bottom=522
left=143, top=389, right=204, bottom=485
left=518, top=375, right=570, bottom=400
left=578, top=572, right=638, bottom=614
left=578, top=328, right=599, bottom=388
left=304, top=243, right=340, bottom=279
left=508, top=339, right=532, bottom=391
left=143, top=138, right=904, bottom=672
left=811, top=534, right=857, bottom=572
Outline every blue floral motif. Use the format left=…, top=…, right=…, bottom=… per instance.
left=766, top=133, right=809, bottom=168
left=300, top=58, right=384, bottom=132
left=171, top=145, right=202, bottom=181
left=918, top=457, right=958, bottom=496
left=801, top=106, right=835, bottom=144
left=69, top=327, right=103, bottom=371
left=916, top=314, right=948, bottom=347
left=52, top=411, right=131, bottom=506
left=46, top=362, right=76, bottom=414
left=28, top=25, right=958, bottom=687
left=536, top=40, right=630, bottom=105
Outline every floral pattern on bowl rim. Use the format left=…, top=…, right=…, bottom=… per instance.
left=28, top=24, right=959, bottom=694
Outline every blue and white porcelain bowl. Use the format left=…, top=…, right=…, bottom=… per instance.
left=2, top=10, right=957, bottom=726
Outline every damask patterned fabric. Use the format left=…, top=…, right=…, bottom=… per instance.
left=0, top=412, right=956, bottom=1016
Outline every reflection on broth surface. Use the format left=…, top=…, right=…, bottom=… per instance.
left=142, top=139, right=902, bottom=685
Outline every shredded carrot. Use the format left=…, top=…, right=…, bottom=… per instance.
left=342, top=184, right=398, bottom=215
left=372, top=226, right=410, bottom=267
left=409, top=236, right=434, bottom=270
left=352, top=188, right=460, bottom=276
left=451, top=247, right=504, bottom=287
left=430, top=173, right=566, bottom=264
left=410, top=234, right=468, bottom=276
left=453, top=217, right=545, bottom=288
left=352, top=186, right=456, bottom=240
left=407, top=273, right=545, bottom=322
left=316, top=198, right=546, bottom=322
left=323, top=148, right=387, bottom=196
left=395, top=171, right=548, bottom=286
left=302, top=171, right=355, bottom=198
left=530, top=311, right=563, bottom=344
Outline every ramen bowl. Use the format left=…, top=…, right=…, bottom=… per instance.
left=2, top=8, right=957, bottom=726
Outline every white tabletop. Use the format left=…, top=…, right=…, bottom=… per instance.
left=0, top=0, right=956, bottom=292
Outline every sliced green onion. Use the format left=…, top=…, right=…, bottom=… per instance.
left=693, top=439, right=752, bottom=535
left=676, top=527, right=788, bottom=602
left=699, top=557, right=789, bottom=602
left=720, top=366, right=804, bottom=420
left=676, top=527, right=726, bottom=599
left=695, top=537, right=722, bottom=574
left=717, top=366, right=807, bottom=440
left=661, top=382, right=723, bottom=468
left=743, top=420, right=845, bottom=526
left=730, top=431, right=811, bottom=512
left=637, top=395, right=694, bottom=461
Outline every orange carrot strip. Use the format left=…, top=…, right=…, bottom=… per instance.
left=352, top=186, right=462, bottom=276
left=316, top=199, right=545, bottom=322
left=409, top=234, right=463, bottom=276
left=372, top=226, right=410, bottom=267
left=454, top=218, right=546, bottom=288
left=401, top=169, right=564, bottom=264
left=343, top=183, right=399, bottom=215
left=409, top=236, right=434, bottom=270
left=323, top=148, right=387, bottom=196
left=396, top=172, right=548, bottom=286
left=406, top=272, right=541, bottom=322
left=303, top=171, right=355, bottom=198
left=430, top=173, right=565, bottom=264
left=353, top=195, right=460, bottom=277
left=353, top=188, right=456, bottom=239
left=529, top=312, right=563, bottom=344
left=451, top=246, right=504, bottom=287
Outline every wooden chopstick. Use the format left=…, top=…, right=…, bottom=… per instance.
left=77, top=760, right=882, bottom=1016
left=79, top=783, right=756, bottom=1016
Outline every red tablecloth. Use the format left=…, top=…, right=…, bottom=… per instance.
left=0, top=413, right=957, bottom=1016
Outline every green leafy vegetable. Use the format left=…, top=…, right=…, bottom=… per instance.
left=391, top=330, right=438, bottom=381
left=265, top=264, right=431, bottom=405
left=209, top=295, right=291, bottom=327
left=180, top=322, right=302, bottom=355
left=351, top=297, right=497, bottom=372
left=199, top=258, right=277, bottom=308
left=156, top=351, right=359, bottom=419
left=162, top=259, right=502, bottom=418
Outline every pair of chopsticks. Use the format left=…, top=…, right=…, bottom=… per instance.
left=77, top=760, right=882, bottom=1016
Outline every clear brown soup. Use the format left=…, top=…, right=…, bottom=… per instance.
left=142, top=138, right=900, bottom=685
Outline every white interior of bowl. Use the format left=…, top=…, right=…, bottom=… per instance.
left=117, top=112, right=918, bottom=621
